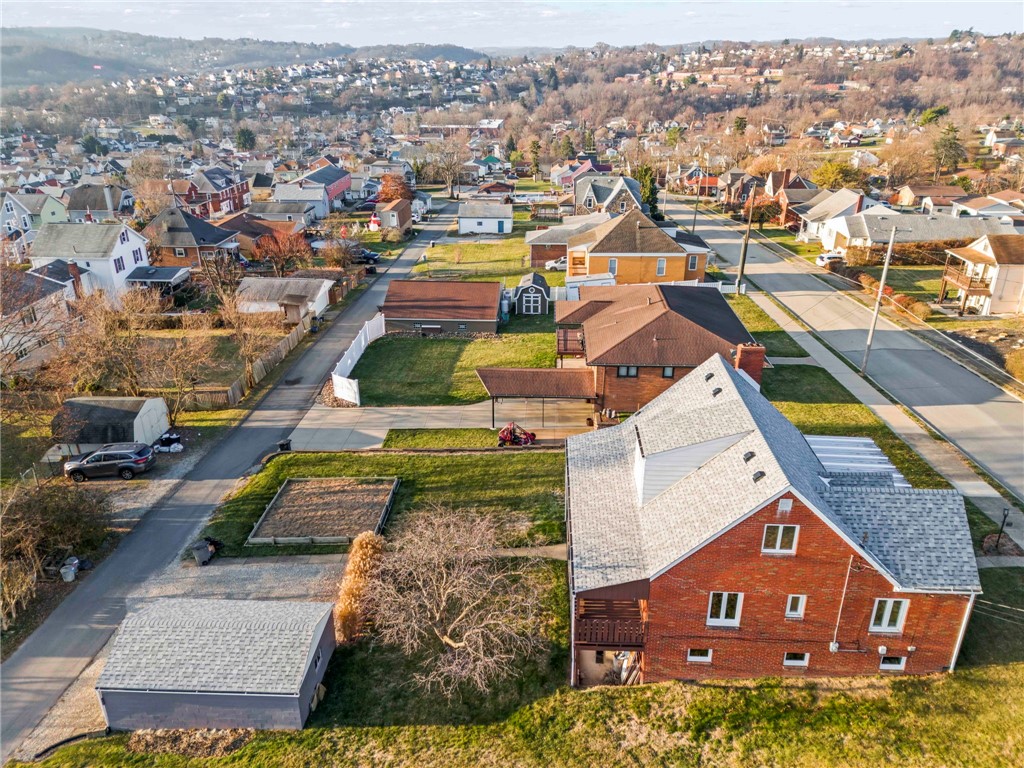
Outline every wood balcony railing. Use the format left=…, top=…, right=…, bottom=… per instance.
left=557, top=328, right=585, bottom=356
left=575, top=617, right=646, bottom=648
left=943, top=266, right=992, bottom=295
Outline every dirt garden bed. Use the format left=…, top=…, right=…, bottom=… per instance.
left=246, top=477, right=399, bottom=546
left=126, top=729, right=254, bottom=758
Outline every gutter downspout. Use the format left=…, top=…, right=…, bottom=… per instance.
left=948, top=592, right=977, bottom=672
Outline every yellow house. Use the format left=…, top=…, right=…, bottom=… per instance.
left=566, top=210, right=706, bottom=284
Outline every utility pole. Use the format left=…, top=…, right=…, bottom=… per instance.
left=691, top=179, right=700, bottom=233
left=736, top=195, right=755, bottom=286
left=860, top=225, right=908, bottom=374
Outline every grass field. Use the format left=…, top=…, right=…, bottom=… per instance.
left=514, top=178, right=558, bottom=193
left=413, top=239, right=565, bottom=286
left=352, top=314, right=556, bottom=406
left=726, top=294, right=808, bottom=358
left=25, top=564, right=1024, bottom=767
left=756, top=227, right=821, bottom=258
left=196, top=450, right=566, bottom=556
left=861, top=265, right=944, bottom=302
left=382, top=428, right=499, bottom=448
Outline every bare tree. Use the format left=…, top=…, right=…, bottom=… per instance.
left=253, top=233, right=313, bottom=277
left=144, top=313, right=217, bottom=425
left=219, top=294, right=281, bottom=389
left=126, top=152, right=169, bottom=221
left=365, top=507, right=544, bottom=698
left=879, top=134, right=929, bottom=190
left=430, top=131, right=471, bottom=198
left=198, top=253, right=244, bottom=306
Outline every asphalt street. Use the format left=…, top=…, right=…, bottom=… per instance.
left=0, top=203, right=453, bottom=762
left=663, top=197, right=1024, bottom=501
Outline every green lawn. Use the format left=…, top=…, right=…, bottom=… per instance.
left=352, top=314, right=556, bottom=406
left=726, top=294, right=808, bottom=358
left=515, top=178, right=558, bottom=193
left=196, top=450, right=566, bottom=556
left=755, top=227, right=821, bottom=258
left=861, top=265, right=944, bottom=302
left=26, top=567, right=1024, bottom=767
left=413, top=239, right=565, bottom=286
left=382, top=428, right=499, bottom=449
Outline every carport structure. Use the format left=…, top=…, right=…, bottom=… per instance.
left=476, top=367, right=596, bottom=428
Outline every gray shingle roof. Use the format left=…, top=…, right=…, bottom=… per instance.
left=96, top=598, right=333, bottom=695
left=844, top=213, right=1016, bottom=244
left=144, top=208, right=237, bottom=249
left=458, top=202, right=512, bottom=219
left=31, top=222, right=125, bottom=259
left=566, top=354, right=979, bottom=595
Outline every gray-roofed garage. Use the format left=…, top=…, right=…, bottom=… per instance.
left=96, top=598, right=336, bottom=731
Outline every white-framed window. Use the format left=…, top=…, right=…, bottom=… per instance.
left=14, top=346, right=29, bottom=361
left=522, top=293, right=542, bottom=314
left=21, top=215, right=29, bottom=229
left=688, top=254, right=699, bottom=271
left=457, top=323, right=467, bottom=330
left=20, top=307, right=38, bottom=326
left=783, top=652, right=809, bottom=667
left=656, top=257, right=667, bottom=276
left=585, top=196, right=595, bottom=208
left=608, top=258, right=618, bottom=275
left=617, top=366, right=638, bottom=378
left=707, top=591, right=743, bottom=627
left=619, top=200, right=627, bottom=212
left=778, top=498, right=793, bottom=513
left=762, top=524, right=799, bottom=554
left=133, top=248, right=143, bottom=264
left=687, top=648, right=713, bottom=663
left=785, top=594, right=806, bottom=619
left=662, top=366, right=674, bottom=378
left=413, top=322, right=422, bottom=328
left=4, top=201, right=13, bottom=213
left=118, top=229, right=129, bottom=244
left=174, top=248, right=186, bottom=257
left=113, top=256, right=125, bottom=273
left=880, top=655, right=906, bottom=671
left=870, top=598, right=908, bottom=633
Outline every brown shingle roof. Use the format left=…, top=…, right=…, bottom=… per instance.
left=476, top=367, right=595, bottom=399
left=568, top=209, right=685, bottom=255
left=949, top=234, right=1024, bottom=266
left=382, top=280, right=501, bottom=321
left=565, top=284, right=756, bottom=367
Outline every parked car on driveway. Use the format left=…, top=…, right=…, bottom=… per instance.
left=64, top=443, right=156, bottom=482
left=815, top=252, right=845, bottom=268
left=356, top=201, right=377, bottom=212
left=354, top=249, right=381, bottom=264
left=545, top=255, right=568, bottom=271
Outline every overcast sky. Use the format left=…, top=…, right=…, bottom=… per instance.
left=2, top=1, right=1020, bottom=48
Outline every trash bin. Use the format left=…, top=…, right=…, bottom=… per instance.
left=192, top=543, right=214, bottom=566
left=60, top=565, right=77, bottom=582
left=277, top=438, right=292, bottom=452
left=63, top=556, right=80, bottom=574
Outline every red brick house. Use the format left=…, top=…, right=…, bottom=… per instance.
left=566, top=355, right=980, bottom=686
left=174, top=168, right=251, bottom=218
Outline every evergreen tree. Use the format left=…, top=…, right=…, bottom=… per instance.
left=932, top=124, right=967, bottom=180
left=529, top=139, right=542, bottom=178
left=733, top=116, right=748, bottom=135
left=560, top=134, right=576, bottom=160
left=633, top=163, right=660, bottom=219
left=504, top=134, right=517, bottom=156
left=235, top=127, right=256, bottom=151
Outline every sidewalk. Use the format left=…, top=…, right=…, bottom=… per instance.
left=749, top=292, right=1024, bottom=551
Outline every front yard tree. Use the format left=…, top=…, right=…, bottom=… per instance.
left=366, top=508, right=544, bottom=698
left=810, top=159, right=864, bottom=190
left=932, top=124, right=967, bottom=180
left=529, top=139, right=542, bottom=179
left=632, top=163, right=660, bottom=219
left=431, top=131, right=471, bottom=198
left=219, top=294, right=281, bottom=390
left=235, top=127, right=257, bottom=152
left=377, top=173, right=414, bottom=202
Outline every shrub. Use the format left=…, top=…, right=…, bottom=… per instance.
left=334, top=531, right=385, bottom=643
left=891, top=293, right=916, bottom=309
left=380, top=226, right=403, bottom=243
left=909, top=301, right=932, bottom=321
left=1006, top=348, right=1024, bottom=381
left=859, top=273, right=879, bottom=293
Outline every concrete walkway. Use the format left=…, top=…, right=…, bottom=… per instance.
left=976, top=555, right=1024, bottom=569
left=289, top=400, right=594, bottom=451
left=750, top=292, right=1024, bottom=550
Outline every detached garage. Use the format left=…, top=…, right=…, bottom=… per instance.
left=52, top=397, right=170, bottom=450
left=96, top=598, right=336, bottom=731
left=457, top=203, right=513, bottom=235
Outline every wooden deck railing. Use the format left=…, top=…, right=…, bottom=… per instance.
left=943, top=266, right=992, bottom=293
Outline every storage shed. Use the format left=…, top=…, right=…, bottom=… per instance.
left=512, top=272, right=550, bottom=315
left=457, top=203, right=513, bottom=235
left=381, top=279, right=502, bottom=334
left=52, top=397, right=170, bottom=449
left=96, top=598, right=336, bottom=731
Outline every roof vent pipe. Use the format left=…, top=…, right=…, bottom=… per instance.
left=753, top=471, right=766, bottom=482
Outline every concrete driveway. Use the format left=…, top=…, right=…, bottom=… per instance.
left=663, top=197, right=1024, bottom=502
left=290, top=400, right=594, bottom=450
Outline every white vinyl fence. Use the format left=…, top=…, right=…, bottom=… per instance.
left=331, top=312, right=386, bottom=405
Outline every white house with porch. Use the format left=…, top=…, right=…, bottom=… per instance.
left=941, top=233, right=1024, bottom=315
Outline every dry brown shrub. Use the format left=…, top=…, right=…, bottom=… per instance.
left=334, top=530, right=385, bottom=642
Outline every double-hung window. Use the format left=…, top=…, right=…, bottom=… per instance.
left=113, top=256, right=125, bottom=273
left=688, top=254, right=699, bottom=271
left=785, top=594, right=806, bottom=619
left=607, top=257, right=618, bottom=275
left=617, top=366, right=638, bottom=378
left=662, top=367, right=675, bottom=378
left=656, top=257, right=667, bottom=276
left=707, top=591, right=743, bottom=627
left=762, top=524, right=799, bottom=554
left=870, top=598, right=908, bottom=633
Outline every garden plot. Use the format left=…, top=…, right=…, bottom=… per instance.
left=247, top=477, right=398, bottom=546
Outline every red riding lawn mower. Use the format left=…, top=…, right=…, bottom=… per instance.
left=498, top=422, right=536, bottom=447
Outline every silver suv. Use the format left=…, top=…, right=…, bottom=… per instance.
left=64, top=443, right=156, bottom=482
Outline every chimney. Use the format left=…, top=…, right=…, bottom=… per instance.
left=734, top=342, right=766, bottom=386
left=781, top=168, right=792, bottom=188
left=854, top=193, right=864, bottom=214
left=68, top=261, right=83, bottom=297
left=103, top=184, right=115, bottom=218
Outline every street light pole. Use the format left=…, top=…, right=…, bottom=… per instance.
left=736, top=196, right=755, bottom=286
left=860, top=224, right=905, bottom=374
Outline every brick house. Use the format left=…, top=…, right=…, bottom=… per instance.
left=176, top=167, right=251, bottom=218
left=555, top=284, right=762, bottom=411
left=566, top=355, right=979, bottom=686
left=566, top=210, right=707, bottom=285
left=524, top=213, right=611, bottom=267
left=143, top=207, right=240, bottom=269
